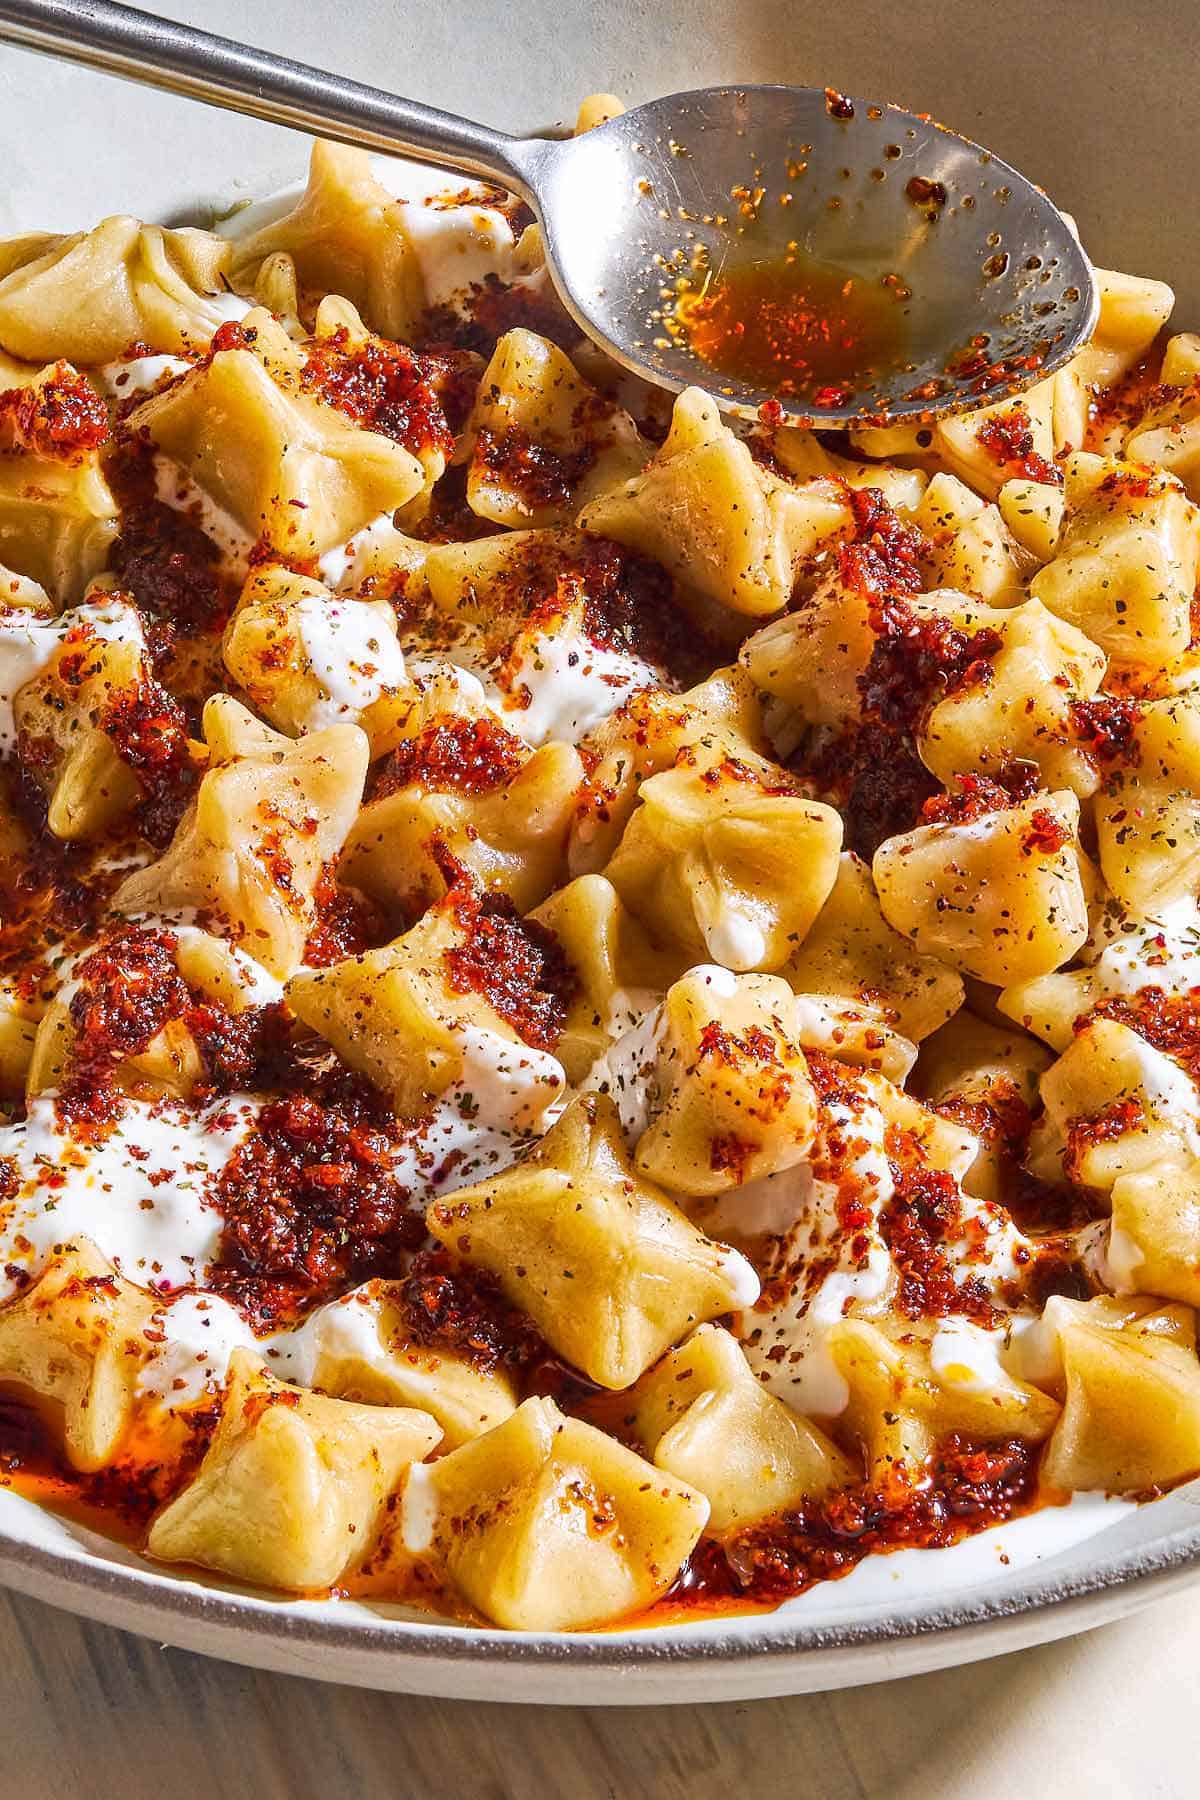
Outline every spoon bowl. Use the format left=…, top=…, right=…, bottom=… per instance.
left=528, top=85, right=1098, bottom=424
left=0, top=2, right=1097, bottom=424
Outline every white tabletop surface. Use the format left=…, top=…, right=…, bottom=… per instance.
left=3, top=1583, right=1192, bottom=1798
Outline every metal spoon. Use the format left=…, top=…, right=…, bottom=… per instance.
left=0, top=0, right=1097, bottom=426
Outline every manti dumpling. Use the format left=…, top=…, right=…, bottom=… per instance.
left=911, top=473, right=1028, bottom=605
left=0, top=1239, right=157, bottom=1472
left=1054, top=265, right=1176, bottom=453
left=464, top=328, right=649, bottom=528
left=872, top=789, right=1089, bottom=984
left=229, top=140, right=425, bottom=343
left=780, top=853, right=964, bottom=1042
left=1028, top=1015, right=1200, bottom=1191
left=1039, top=1295, right=1200, bottom=1493
left=340, top=671, right=584, bottom=914
left=917, top=597, right=1107, bottom=798
left=400, top=1394, right=708, bottom=1630
left=223, top=562, right=413, bottom=743
left=933, top=377, right=1059, bottom=501
left=832, top=1315, right=1060, bottom=1482
left=621, top=966, right=820, bottom=1198
left=300, top=1282, right=517, bottom=1449
left=0, top=429, right=116, bottom=602
left=631, top=1326, right=852, bottom=1530
left=426, top=1093, right=758, bottom=1388
left=578, top=387, right=853, bottom=620
left=569, top=663, right=770, bottom=874
left=147, top=1349, right=440, bottom=1590
left=0, top=216, right=234, bottom=363
left=286, top=887, right=567, bottom=1119
left=1090, top=691, right=1200, bottom=910
left=1031, top=453, right=1200, bottom=667
left=602, top=756, right=842, bottom=972
left=7, top=592, right=161, bottom=840
left=527, top=873, right=681, bottom=1082
left=114, top=694, right=368, bottom=978
left=1125, top=332, right=1200, bottom=499
left=129, top=309, right=429, bottom=558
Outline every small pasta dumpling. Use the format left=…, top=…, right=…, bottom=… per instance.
left=911, top=472, right=1027, bottom=604
left=1053, top=265, right=1176, bottom=452
left=147, top=1349, right=440, bottom=1591
left=933, top=377, right=1058, bottom=501
left=463, top=328, right=649, bottom=529
left=603, top=758, right=843, bottom=973
left=229, top=140, right=425, bottom=342
left=0, top=979, right=39, bottom=1097
left=917, top=597, right=1107, bottom=797
left=631, top=966, right=819, bottom=1197
left=426, top=1094, right=758, bottom=1388
left=630, top=1326, right=852, bottom=1531
left=9, top=593, right=156, bottom=841
left=223, top=563, right=413, bottom=743
left=1091, top=691, right=1200, bottom=910
left=0, top=1239, right=157, bottom=1472
left=915, top=1011, right=1053, bottom=1203
left=579, top=386, right=854, bottom=618
left=0, top=433, right=116, bottom=602
left=1031, top=452, right=1200, bottom=667
left=129, top=309, right=428, bottom=558
left=739, top=568, right=878, bottom=735
left=768, top=424, right=927, bottom=512
left=527, top=874, right=681, bottom=1083
left=286, top=888, right=567, bottom=1120
left=872, top=789, right=1089, bottom=984
left=1039, top=1294, right=1200, bottom=1493
left=114, top=695, right=369, bottom=979
left=300, top=1282, right=517, bottom=1451
left=788, top=992, right=918, bottom=1084
left=0, top=215, right=234, bottom=363
left=400, top=1394, right=707, bottom=1631
left=831, top=1315, right=1060, bottom=1481
left=574, top=92, right=625, bottom=133
left=1124, top=332, right=1200, bottom=498
left=997, top=476, right=1066, bottom=563
left=569, top=663, right=770, bottom=874
left=340, top=678, right=584, bottom=914
left=1107, top=1164, right=1200, bottom=1306
left=1028, top=1015, right=1200, bottom=1191
left=780, top=852, right=964, bottom=1042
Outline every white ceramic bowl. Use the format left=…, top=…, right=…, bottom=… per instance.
left=0, top=0, right=1197, bottom=1702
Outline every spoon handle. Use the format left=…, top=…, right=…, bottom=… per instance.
left=0, top=0, right=542, bottom=196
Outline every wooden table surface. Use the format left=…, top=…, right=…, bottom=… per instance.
left=1, top=1584, right=1192, bottom=1798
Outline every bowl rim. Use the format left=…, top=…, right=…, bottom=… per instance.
left=1, top=1494, right=1198, bottom=1673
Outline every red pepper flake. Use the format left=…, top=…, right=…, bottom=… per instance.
left=300, top=327, right=454, bottom=459
left=824, top=87, right=855, bottom=119
left=877, top=1135, right=1000, bottom=1326
left=920, top=763, right=1040, bottom=827
left=396, top=1247, right=545, bottom=1374
left=98, top=670, right=200, bottom=848
left=0, top=363, right=109, bottom=463
left=1020, top=806, right=1069, bottom=856
left=1089, top=988, right=1200, bottom=1087
left=1069, top=694, right=1143, bottom=767
left=665, top=1435, right=1039, bottom=1609
left=905, top=174, right=949, bottom=213
left=208, top=1071, right=429, bottom=1331
left=473, top=423, right=597, bottom=510
left=976, top=404, right=1061, bottom=486
left=442, top=879, right=575, bottom=1052
left=836, top=487, right=926, bottom=598
left=373, top=715, right=526, bottom=800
